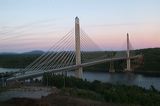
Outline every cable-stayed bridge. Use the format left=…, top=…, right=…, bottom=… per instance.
left=5, top=17, right=143, bottom=82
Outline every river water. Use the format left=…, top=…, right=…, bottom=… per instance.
left=1, top=68, right=160, bottom=90
left=68, top=71, right=160, bottom=90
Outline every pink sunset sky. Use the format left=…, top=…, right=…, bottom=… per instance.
left=0, top=0, right=160, bottom=52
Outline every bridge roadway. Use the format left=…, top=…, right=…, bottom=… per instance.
left=6, top=55, right=142, bottom=82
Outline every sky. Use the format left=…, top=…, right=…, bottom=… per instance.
left=0, top=0, right=160, bottom=52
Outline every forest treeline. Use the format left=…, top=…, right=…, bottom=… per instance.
left=42, top=73, right=160, bottom=106
left=0, top=48, right=159, bottom=72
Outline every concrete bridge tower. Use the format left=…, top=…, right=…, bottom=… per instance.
left=126, top=33, right=131, bottom=71
left=75, top=17, right=83, bottom=78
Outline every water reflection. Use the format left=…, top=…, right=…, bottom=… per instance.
left=68, top=71, right=160, bottom=90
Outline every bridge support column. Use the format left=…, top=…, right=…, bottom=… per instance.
left=62, top=71, right=67, bottom=77
left=109, top=52, right=115, bottom=72
left=109, top=61, right=115, bottom=72
left=75, top=17, right=83, bottom=78
left=1, top=74, right=7, bottom=87
left=126, top=33, right=131, bottom=71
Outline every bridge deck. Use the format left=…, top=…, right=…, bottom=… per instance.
left=7, top=55, right=142, bottom=81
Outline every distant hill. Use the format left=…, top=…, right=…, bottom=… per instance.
left=22, top=50, right=44, bottom=55
left=0, top=51, right=43, bottom=68
left=0, top=52, right=18, bottom=55
left=0, top=50, right=44, bottom=55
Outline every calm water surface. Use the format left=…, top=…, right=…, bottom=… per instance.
left=68, top=71, right=160, bottom=90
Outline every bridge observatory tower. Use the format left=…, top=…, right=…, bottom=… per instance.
left=75, top=17, right=83, bottom=78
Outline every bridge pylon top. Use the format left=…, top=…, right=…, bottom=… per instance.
left=75, top=16, right=79, bottom=24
